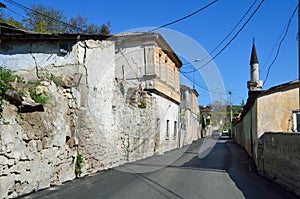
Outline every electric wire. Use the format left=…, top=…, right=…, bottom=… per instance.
left=5, top=6, right=24, bottom=19
left=149, top=0, right=219, bottom=32
left=261, top=27, right=285, bottom=73
left=193, top=0, right=258, bottom=65
left=263, top=4, right=298, bottom=85
left=181, top=0, right=265, bottom=73
left=180, top=71, right=226, bottom=95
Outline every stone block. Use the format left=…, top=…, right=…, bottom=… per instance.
left=36, top=140, right=43, bottom=152
left=0, top=175, right=15, bottom=199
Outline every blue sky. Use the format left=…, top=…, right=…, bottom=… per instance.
left=2, top=0, right=298, bottom=105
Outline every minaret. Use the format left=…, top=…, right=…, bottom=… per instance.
left=247, top=39, right=262, bottom=91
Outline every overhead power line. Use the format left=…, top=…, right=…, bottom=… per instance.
left=196, top=0, right=258, bottom=65
left=149, top=0, right=219, bottom=32
left=2, top=0, right=83, bottom=31
left=263, top=4, right=298, bottom=85
left=181, top=0, right=265, bottom=73
left=180, top=71, right=226, bottom=95
left=5, top=6, right=26, bottom=19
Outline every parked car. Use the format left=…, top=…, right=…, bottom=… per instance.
left=222, top=129, right=231, bottom=137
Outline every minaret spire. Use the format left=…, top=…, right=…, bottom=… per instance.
left=250, top=38, right=258, bottom=65
left=247, top=38, right=262, bottom=91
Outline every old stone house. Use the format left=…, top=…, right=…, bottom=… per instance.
left=180, top=85, right=200, bottom=146
left=233, top=41, right=300, bottom=196
left=0, top=22, right=121, bottom=198
left=113, top=32, right=182, bottom=154
left=0, top=23, right=184, bottom=198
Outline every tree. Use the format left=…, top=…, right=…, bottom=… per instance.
left=4, top=17, right=24, bottom=29
left=0, top=8, right=24, bottom=29
left=69, top=16, right=112, bottom=34
left=23, top=4, right=66, bottom=33
left=68, top=14, right=111, bottom=34
left=99, top=21, right=111, bottom=34
left=2, top=4, right=111, bottom=34
left=68, top=14, right=87, bottom=33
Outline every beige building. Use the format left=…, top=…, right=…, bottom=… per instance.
left=233, top=80, right=299, bottom=160
left=114, top=32, right=181, bottom=103
left=113, top=32, right=182, bottom=153
left=233, top=41, right=300, bottom=196
left=180, top=85, right=200, bottom=146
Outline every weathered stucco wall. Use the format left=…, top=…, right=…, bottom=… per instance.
left=180, top=110, right=199, bottom=145
left=0, top=39, right=126, bottom=198
left=233, top=84, right=300, bottom=196
left=154, top=93, right=179, bottom=153
left=234, top=110, right=252, bottom=156
left=263, top=132, right=300, bottom=196
left=74, top=40, right=130, bottom=175
left=257, top=87, right=299, bottom=136
left=180, top=86, right=200, bottom=146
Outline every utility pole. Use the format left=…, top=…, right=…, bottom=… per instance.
left=229, top=91, right=233, bottom=138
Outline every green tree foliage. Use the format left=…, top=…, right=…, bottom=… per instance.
left=68, top=14, right=87, bottom=33
left=99, top=21, right=111, bottom=35
left=1, top=4, right=111, bottom=34
left=68, top=14, right=111, bottom=34
left=75, top=153, right=84, bottom=178
left=4, top=17, right=24, bottom=29
left=0, top=9, right=24, bottom=29
left=22, top=4, right=67, bottom=33
left=0, top=67, right=23, bottom=118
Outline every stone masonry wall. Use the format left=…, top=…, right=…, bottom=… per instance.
left=113, top=79, right=156, bottom=162
left=0, top=82, right=77, bottom=199
left=263, top=132, right=300, bottom=196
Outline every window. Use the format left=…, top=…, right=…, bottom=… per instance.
left=293, top=110, right=300, bottom=132
left=166, top=120, right=169, bottom=140
left=173, top=68, right=176, bottom=89
left=165, top=60, right=168, bottom=83
left=174, top=121, right=177, bottom=139
left=159, top=54, right=162, bottom=78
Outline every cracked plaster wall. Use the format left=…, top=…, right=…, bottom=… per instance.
left=0, top=38, right=184, bottom=198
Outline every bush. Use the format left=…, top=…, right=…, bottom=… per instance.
left=0, top=67, right=23, bottom=118
left=75, top=153, right=84, bottom=178
left=29, top=88, right=48, bottom=104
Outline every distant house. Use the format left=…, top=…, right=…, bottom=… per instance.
left=113, top=32, right=182, bottom=154
left=180, top=85, right=200, bottom=146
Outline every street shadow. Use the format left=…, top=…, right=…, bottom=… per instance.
left=176, top=140, right=298, bottom=199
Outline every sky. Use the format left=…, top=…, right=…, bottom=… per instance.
left=1, top=0, right=298, bottom=105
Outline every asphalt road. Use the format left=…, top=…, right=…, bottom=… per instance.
left=22, top=136, right=298, bottom=199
